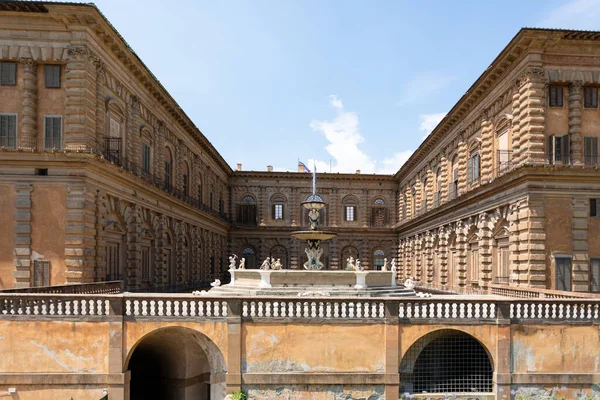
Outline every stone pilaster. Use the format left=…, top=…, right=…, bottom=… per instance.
left=20, top=59, right=37, bottom=150
left=398, top=187, right=405, bottom=221
left=414, top=235, right=422, bottom=282
left=404, top=186, right=413, bottom=220
left=95, top=191, right=108, bottom=280
left=329, top=238, right=339, bottom=270
left=508, top=202, right=521, bottom=285
left=259, top=187, right=266, bottom=226
left=64, top=185, right=96, bottom=283
left=192, top=228, right=202, bottom=283
left=569, top=81, right=583, bottom=166
left=64, top=45, right=99, bottom=147
left=516, top=67, right=547, bottom=165
left=361, top=189, right=369, bottom=227
left=405, top=239, right=413, bottom=278
left=480, top=115, right=494, bottom=181
left=511, top=82, right=523, bottom=165
left=156, top=123, right=166, bottom=183
left=572, top=198, right=589, bottom=291
left=478, top=212, right=493, bottom=288
left=397, top=240, right=404, bottom=280
left=289, top=237, right=299, bottom=270
left=457, top=139, right=468, bottom=196
left=13, top=184, right=33, bottom=288
left=424, top=231, right=434, bottom=284
left=95, top=62, right=106, bottom=141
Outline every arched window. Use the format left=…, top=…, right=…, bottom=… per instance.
left=468, top=142, right=481, bottom=185
left=238, top=195, right=257, bottom=225
left=450, top=155, right=459, bottom=200
left=402, top=193, right=407, bottom=220
left=342, top=195, right=358, bottom=222
left=197, top=174, right=203, bottom=203
left=241, top=247, right=257, bottom=269
left=270, top=245, right=287, bottom=269
left=164, top=147, right=174, bottom=191
left=496, top=122, right=511, bottom=174
left=492, top=223, right=510, bottom=285
left=140, top=128, right=153, bottom=176
left=270, top=194, right=287, bottom=221
left=373, top=249, right=386, bottom=270
left=370, top=198, right=388, bottom=227
left=467, top=231, right=479, bottom=285
left=411, top=185, right=417, bottom=217
left=421, top=177, right=428, bottom=214
left=400, top=329, right=493, bottom=394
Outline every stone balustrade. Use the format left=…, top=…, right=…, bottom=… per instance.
left=488, top=283, right=600, bottom=299
left=0, top=281, right=123, bottom=294
left=0, top=293, right=598, bottom=323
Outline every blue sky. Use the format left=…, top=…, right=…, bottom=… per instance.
left=93, top=0, right=600, bottom=174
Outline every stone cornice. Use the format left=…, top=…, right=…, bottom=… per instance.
left=231, top=171, right=397, bottom=183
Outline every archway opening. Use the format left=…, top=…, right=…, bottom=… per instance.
left=127, top=327, right=226, bottom=400
left=400, top=329, right=493, bottom=395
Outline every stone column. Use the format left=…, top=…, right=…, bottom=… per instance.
left=478, top=212, right=493, bottom=288
left=572, top=198, right=589, bottom=291
left=569, top=81, right=583, bottom=166
left=20, top=59, right=37, bottom=150
left=516, top=67, right=547, bottom=165
left=439, top=152, right=449, bottom=204
left=414, top=235, right=422, bottom=282
left=156, top=123, right=166, bottom=183
left=126, top=206, right=141, bottom=290
left=480, top=113, right=494, bottom=181
left=523, top=197, right=546, bottom=288
left=13, top=184, right=33, bottom=288
left=259, top=187, right=266, bottom=226
left=511, top=82, right=523, bottom=165
left=424, top=231, right=434, bottom=284
left=361, top=189, right=369, bottom=227
left=438, top=227, right=449, bottom=287
left=154, top=216, right=166, bottom=286
left=397, top=187, right=405, bottom=221
left=508, top=202, right=521, bottom=286
left=397, top=239, right=404, bottom=280
left=64, top=45, right=99, bottom=148
left=95, top=61, right=106, bottom=142
left=404, top=186, right=413, bottom=220
left=457, top=137, right=468, bottom=196
left=95, top=191, right=108, bottom=280
left=192, top=227, right=202, bottom=283
left=455, top=221, right=468, bottom=288
left=414, top=178, right=423, bottom=216
left=64, top=184, right=96, bottom=283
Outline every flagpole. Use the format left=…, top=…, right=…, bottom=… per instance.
left=312, top=161, right=316, bottom=195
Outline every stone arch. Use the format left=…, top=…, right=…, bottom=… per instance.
left=125, top=326, right=227, bottom=400
left=399, top=328, right=493, bottom=395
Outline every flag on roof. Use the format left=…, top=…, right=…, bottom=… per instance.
left=298, top=160, right=311, bottom=173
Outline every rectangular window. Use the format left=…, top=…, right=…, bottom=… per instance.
left=44, top=65, right=61, bottom=88
left=0, top=62, right=16, bottom=85
left=219, top=199, right=224, bottom=215
left=0, top=114, right=17, bottom=149
left=273, top=203, right=283, bottom=220
left=555, top=256, right=572, bottom=291
left=109, top=118, right=120, bottom=138
left=549, top=85, right=564, bottom=107
left=182, top=173, right=188, bottom=196
left=44, top=116, right=62, bottom=150
left=548, top=135, right=570, bottom=164
left=106, top=242, right=121, bottom=280
left=584, top=136, right=598, bottom=166
left=238, top=204, right=257, bottom=225
left=468, top=153, right=480, bottom=183
left=197, top=184, right=202, bottom=202
left=141, top=246, right=150, bottom=280
left=164, top=161, right=171, bottom=189
left=591, top=258, right=600, bottom=293
left=345, top=206, right=356, bottom=222
left=584, top=87, right=598, bottom=108
left=142, top=143, right=151, bottom=173
left=33, top=260, right=50, bottom=287
left=591, top=198, right=599, bottom=217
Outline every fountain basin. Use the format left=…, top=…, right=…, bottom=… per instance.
left=290, top=231, right=338, bottom=241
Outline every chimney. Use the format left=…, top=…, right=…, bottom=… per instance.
left=236, top=163, right=242, bottom=171
left=298, top=162, right=304, bottom=173
left=267, top=165, right=273, bottom=172
left=355, top=169, right=361, bottom=174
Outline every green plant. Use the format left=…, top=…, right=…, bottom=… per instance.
left=231, top=390, right=247, bottom=400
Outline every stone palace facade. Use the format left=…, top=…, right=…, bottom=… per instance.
left=0, top=2, right=599, bottom=295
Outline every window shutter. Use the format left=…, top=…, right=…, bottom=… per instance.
left=33, top=260, right=41, bottom=287
left=562, top=135, right=570, bottom=164
left=591, top=199, right=597, bottom=217
left=272, top=204, right=275, bottom=219
left=585, top=137, right=592, bottom=158
left=354, top=206, right=358, bottom=221
left=343, top=206, right=347, bottom=221
left=593, top=137, right=599, bottom=159
left=591, top=259, right=600, bottom=293
left=54, top=65, right=60, bottom=87
left=548, top=135, right=555, bottom=162
left=453, top=167, right=459, bottom=182
left=1, top=62, right=16, bottom=85
left=42, top=261, right=50, bottom=286
left=474, top=154, right=480, bottom=178
left=467, top=157, right=473, bottom=183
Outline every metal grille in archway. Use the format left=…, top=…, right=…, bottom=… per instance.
left=400, top=329, right=493, bottom=394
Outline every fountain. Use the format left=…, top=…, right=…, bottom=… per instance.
left=208, top=168, right=416, bottom=297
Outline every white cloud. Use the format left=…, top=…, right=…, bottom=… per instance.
left=396, top=71, right=456, bottom=106
left=308, top=95, right=413, bottom=175
left=418, top=112, right=446, bottom=139
left=538, top=0, right=600, bottom=30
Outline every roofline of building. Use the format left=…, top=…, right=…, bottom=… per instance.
left=231, top=170, right=397, bottom=182
left=393, top=27, right=600, bottom=182
left=0, top=1, right=234, bottom=175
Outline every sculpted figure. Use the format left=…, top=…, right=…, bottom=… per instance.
left=404, top=276, right=415, bottom=290
left=308, top=208, right=320, bottom=230
left=346, top=256, right=355, bottom=271
left=228, top=254, right=238, bottom=269
left=272, top=258, right=282, bottom=270
left=382, top=258, right=388, bottom=271
left=260, top=257, right=271, bottom=270
left=390, top=258, right=397, bottom=273
left=239, top=258, right=246, bottom=269
left=355, top=259, right=363, bottom=271
left=210, top=278, right=221, bottom=287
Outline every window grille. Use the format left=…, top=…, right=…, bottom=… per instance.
left=33, top=260, right=50, bottom=287
left=273, top=203, right=283, bottom=220
left=345, top=205, right=356, bottom=221
left=400, top=330, right=493, bottom=394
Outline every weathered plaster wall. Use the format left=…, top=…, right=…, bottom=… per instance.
left=511, top=325, right=600, bottom=374
left=0, top=184, right=16, bottom=289
left=242, top=323, right=386, bottom=373
left=31, top=185, right=67, bottom=285
left=245, top=384, right=385, bottom=400
left=0, top=320, right=109, bottom=373
left=0, top=386, right=107, bottom=400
